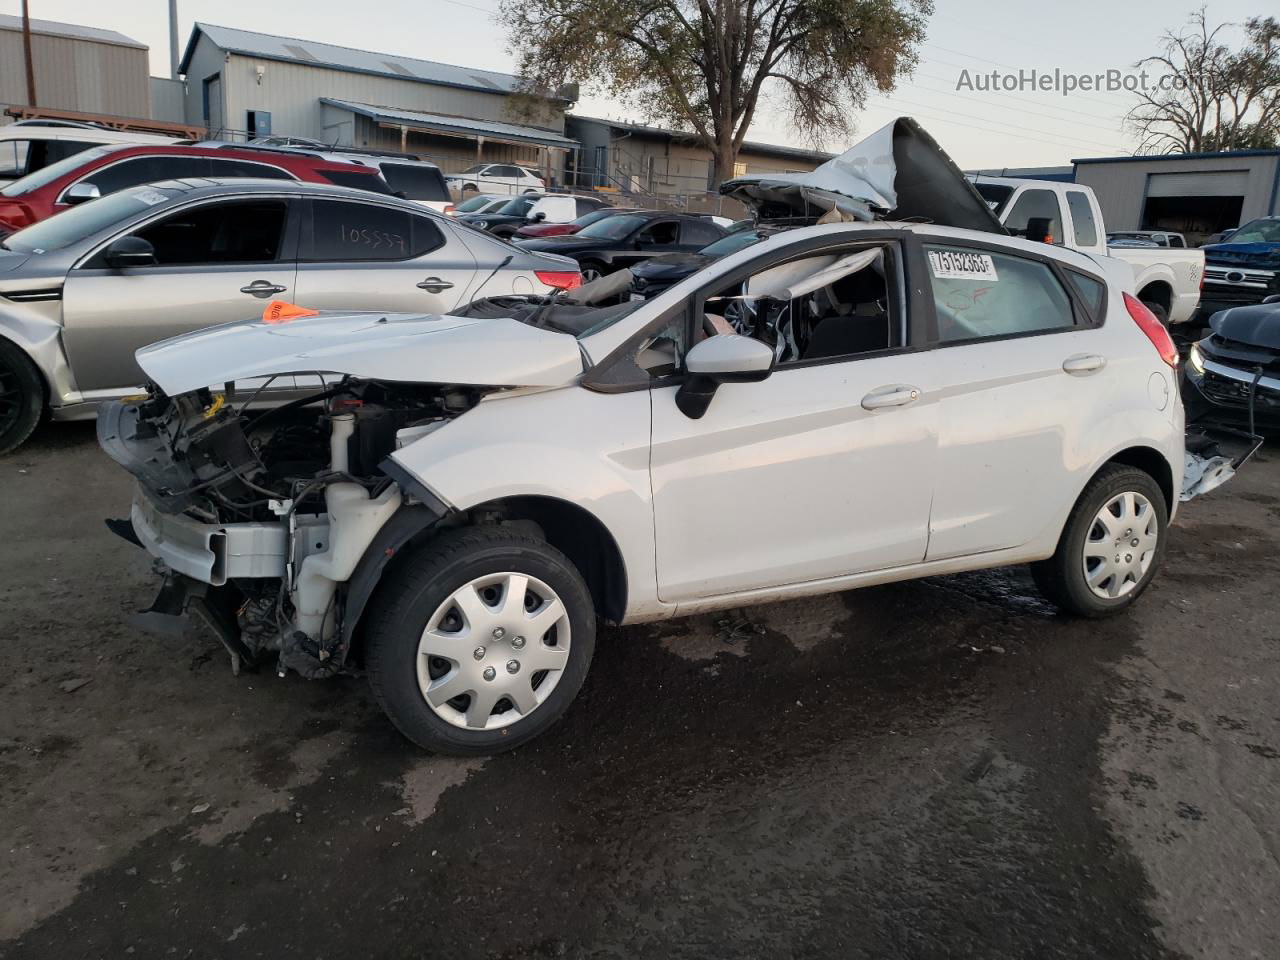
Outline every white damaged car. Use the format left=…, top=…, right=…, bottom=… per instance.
left=99, top=119, right=1240, bottom=754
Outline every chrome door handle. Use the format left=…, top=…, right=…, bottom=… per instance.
left=240, top=281, right=287, bottom=297
left=1062, top=353, right=1107, bottom=376
left=861, top=384, right=921, bottom=411
left=417, top=277, right=455, bottom=293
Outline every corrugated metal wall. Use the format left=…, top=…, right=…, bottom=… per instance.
left=188, top=43, right=564, bottom=142
left=1075, top=155, right=1280, bottom=230
left=0, top=27, right=149, bottom=117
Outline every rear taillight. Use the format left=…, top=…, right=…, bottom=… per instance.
left=444, top=204, right=456, bottom=216
left=535, top=270, right=583, bottom=291
left=1124, top=291, right=1178, bottom=368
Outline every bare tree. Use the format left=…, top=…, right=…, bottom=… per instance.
left=500, top=0, right=931, bottom=187
left=1127, top=9, right=1280, bottom=154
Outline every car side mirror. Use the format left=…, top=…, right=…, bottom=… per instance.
left=104, top=236, right=157, bottom=269
left=532, top=211, right=547, bottom=222
left=1263, top=294, right=1280, bottom=305
left=676, top=334, right=775, bottom=419
left=64, top=181, right=101, bottom=205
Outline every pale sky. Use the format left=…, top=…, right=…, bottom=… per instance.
left=3, top=0, right=1265, bottom=167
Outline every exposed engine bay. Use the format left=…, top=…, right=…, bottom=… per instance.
left=100, top=377, right=486, bottom=678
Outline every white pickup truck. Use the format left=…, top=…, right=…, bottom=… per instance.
left=969, top=176, right=1203, bottom=325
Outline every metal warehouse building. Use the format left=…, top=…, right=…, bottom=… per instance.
left=178, top=23, right=575, bottom=177
left=0, top=14, right=150, bottom=119
left=1072, top=150, right=1280, bottom=245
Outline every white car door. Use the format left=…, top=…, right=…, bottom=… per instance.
left=918, top=235, right=1116, bottom=560
left=647, top=235, right=939, bottom=603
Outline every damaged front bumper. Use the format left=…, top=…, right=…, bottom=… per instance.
left=130, top=490, right=289, bottom=585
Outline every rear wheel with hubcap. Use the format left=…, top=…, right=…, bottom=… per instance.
left=578, top=261, right=605, bottom=284
left=1032, top=465, right=1167, bottom=617
left=0, top=339, right=44, bottom=455
left=366, top=526, right=595, bottom=754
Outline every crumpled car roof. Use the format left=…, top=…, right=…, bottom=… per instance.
left=720, top=117, right=1008, bottom=235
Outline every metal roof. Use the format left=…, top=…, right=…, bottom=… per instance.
left=181, top=23, right=532, bottom=99
left=0, top=13, right=145, bottom=49
left=322, top=99, right=579, bottom=150
left=1073, top=148, right=1280, bottom=165
left=568, top=115, right=833, bottom=164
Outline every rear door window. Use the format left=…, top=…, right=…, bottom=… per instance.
left=1065, top=191, right=1099, bottom=247
left=680, top=219, right=722, bottom=245
left=318, top=169, right=393, bottom=193
left=1002, top=188, right=1062, bottom=244
left=303, top=199, right=444, bottom=261
left=924, top=244, right=1077, bottom=342
left=77, top=155, right=211, bottom=195
left=380, top=163, right=449, bottom=200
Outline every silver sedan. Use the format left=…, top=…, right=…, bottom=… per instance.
left=0, top=178, right=581, bottom=452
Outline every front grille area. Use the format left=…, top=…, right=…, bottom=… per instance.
left=1204, top=265, right=1275, bottom=291
left=1200, top=368, right=1280, bottom=408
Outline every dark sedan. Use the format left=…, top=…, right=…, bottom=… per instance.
left=628, top=228, right=764, bottom=299
left=1183, top=297, right=1280, bottom=429
left=515, top=211, right=728, bottom=282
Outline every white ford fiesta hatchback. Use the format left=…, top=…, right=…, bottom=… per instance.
left=100, top=217, right=1207, bottom=754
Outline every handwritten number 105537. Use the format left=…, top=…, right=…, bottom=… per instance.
left=339, top=224, right=407, bottom=254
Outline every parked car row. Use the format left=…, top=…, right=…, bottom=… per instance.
left=0, top=177, right=582, bottom=453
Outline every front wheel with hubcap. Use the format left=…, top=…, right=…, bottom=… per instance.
left=1032, top=465, right=1167, bottom=617
left=365, top=526, right=596, bottom=754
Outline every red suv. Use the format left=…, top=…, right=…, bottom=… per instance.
left=0, top=144, right=391, bottom=232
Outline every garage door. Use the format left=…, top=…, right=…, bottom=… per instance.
left=1146, top=170, right=1249, bottom=198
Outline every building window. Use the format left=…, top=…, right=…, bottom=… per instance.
left=733, top=161, right=748, bottom=177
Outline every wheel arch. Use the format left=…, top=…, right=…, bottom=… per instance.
left=466, top=494, right=628, bottom=624
left=1098, top=444, right=1175, bottom=515
left=1136, top=278, right=1174, bottom=314
left=0, top=331, right=50, bottom=400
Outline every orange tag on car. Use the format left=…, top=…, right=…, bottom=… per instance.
left=262, top=301, right=319, bottom=325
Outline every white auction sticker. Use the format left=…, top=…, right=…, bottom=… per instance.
left=928, top=250, right=999, bottom=281
left=134, top=188, right=169, bottom=206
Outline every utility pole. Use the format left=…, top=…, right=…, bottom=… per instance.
left=168, top=0, right=180, bottom=79
left=21, top=0, right=38, bottom=106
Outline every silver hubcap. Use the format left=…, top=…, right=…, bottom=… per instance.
left=1082, top=491, right=1159, bottom=599
left=580, top=267, right=602, bottom=283
left=416, top=572, right=571, bottom=730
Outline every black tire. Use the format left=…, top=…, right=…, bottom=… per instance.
left=461, top=182, right=478, bottom=195
left=365, top=526, right=596, bottom=755
left=578, top=260, right=607, bottom=284
left=0, top=339, right=44, bottom=455
left=1141, top=300, right=1169, bottom=325
left=1031, top=465, right=1168, bottom=618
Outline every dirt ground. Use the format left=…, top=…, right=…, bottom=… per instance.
left=1, top=420, right=1277, bottom=959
